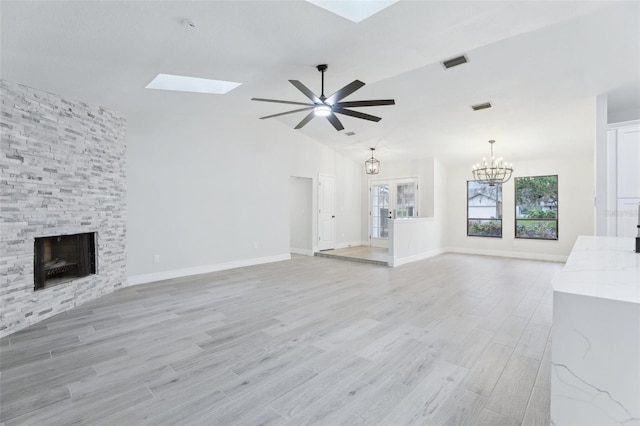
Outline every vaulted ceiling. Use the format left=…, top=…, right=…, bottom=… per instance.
left=2, top=1, right=638, bottom=164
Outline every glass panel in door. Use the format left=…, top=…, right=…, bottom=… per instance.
left=371, top=184, right=389, bottom=238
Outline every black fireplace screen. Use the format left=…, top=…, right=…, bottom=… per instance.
left=34, top=233, right=96, bottom=290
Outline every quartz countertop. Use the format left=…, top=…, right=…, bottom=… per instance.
left=552, top=236, right=640, bottom=304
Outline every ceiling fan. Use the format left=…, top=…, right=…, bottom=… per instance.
left=251, top=64, right=395, bottom=131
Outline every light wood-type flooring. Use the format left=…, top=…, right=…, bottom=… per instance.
left=0, top=253, right=561, bottom=425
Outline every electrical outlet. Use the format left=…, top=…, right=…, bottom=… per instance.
left=153, top=255, right=160, bottom=263
left=253, top=242, right=259, bottom=249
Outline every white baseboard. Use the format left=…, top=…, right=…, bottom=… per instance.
left=390, top=248, right=444, bottom=267
left=127, top=253, right=291, bottom=286
left=290, top=248, right=314, bottom=256
left=444, top=247, right=567, bottom=262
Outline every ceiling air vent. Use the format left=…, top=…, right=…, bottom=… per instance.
left=471, top=102, right=493, bottom=111
left=441, top=55, right=468, bottom=69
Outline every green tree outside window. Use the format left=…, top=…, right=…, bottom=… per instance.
left=515, top=175, right=558, bottom=240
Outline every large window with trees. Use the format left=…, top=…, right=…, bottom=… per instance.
left=467, top=181, right=502, bottom=237
left=515, top=175, right=558, bottom=240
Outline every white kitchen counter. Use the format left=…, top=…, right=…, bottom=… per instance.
left=551, top=236, right=640, bottom=425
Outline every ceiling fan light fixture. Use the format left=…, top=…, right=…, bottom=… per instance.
left=314, top=104, right=332, bottom=117
left=251, top=64, right=395, bottom=131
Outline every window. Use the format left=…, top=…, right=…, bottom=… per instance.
left=467, top=181, right=502, bottom=237
left=515, top=175, right=558, bottom=240
left=395, top=182, right=416, bottom=218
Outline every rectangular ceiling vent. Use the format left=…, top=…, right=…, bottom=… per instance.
left=471, top=102, right=493, bottom=111
left=441, top=55, right=468, bottom=69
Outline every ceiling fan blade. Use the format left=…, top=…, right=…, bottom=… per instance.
left=336, top=99, right=395, bottom=108
left=334, top=108, right=381, bottom=122
left=289, top=80, right=321, bottom=103
left=260, top=107, right=314, bottom=120
left=326, top=113, right=345, bottom=131
left=252, top=98, right=314, bottom=107
left=326, top=80, right=365, bottom=104
left=294, top=111, right=316, bottom=129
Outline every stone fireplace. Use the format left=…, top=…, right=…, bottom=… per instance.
left=0, top=79, right=127, bottom=337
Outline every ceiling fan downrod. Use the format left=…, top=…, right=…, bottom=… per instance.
left=317, top=64, right=327, bottom=100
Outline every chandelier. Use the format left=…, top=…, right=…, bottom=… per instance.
left=472, top=140, right=513, bottom=185
left=365, top=148, right=380, bottom=174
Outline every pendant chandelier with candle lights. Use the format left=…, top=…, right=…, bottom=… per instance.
left=472, top=140, right=513, bottom=186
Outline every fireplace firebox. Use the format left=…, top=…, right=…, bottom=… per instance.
left=34, top=233, right=97, bottom=290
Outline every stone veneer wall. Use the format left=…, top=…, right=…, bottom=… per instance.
left=0, top=80, right=127, bottom=338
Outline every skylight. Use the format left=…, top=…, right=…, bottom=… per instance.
left=145, top=74, right=242, bottom=94
left=305, top=0, right=399, bottom=23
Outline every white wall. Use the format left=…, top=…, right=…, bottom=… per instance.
left=289, top=177, right=312, bottom=255
left=432, top=158, right=447, bottom=251
left=127, top=111, right=361, bottom=284
left=445, top=155, right=595, bottom=261
left=335, top=154, right=364, bottom=248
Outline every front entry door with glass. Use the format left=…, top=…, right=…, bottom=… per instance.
left=370, top=178, right=418, bottom=247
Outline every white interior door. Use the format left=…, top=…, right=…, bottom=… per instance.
left=318, top=173, right=336, bottom=251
